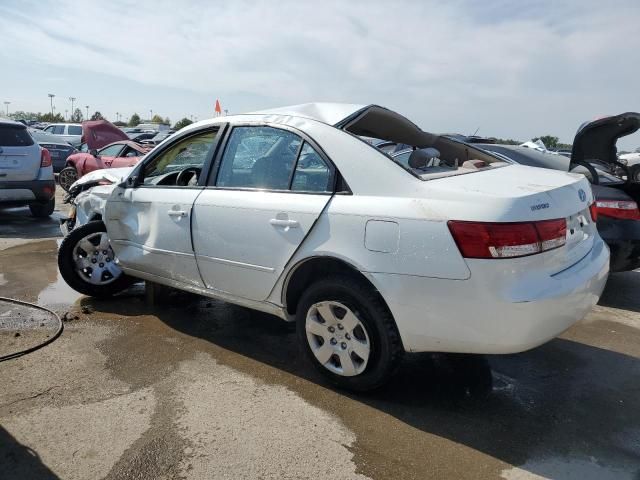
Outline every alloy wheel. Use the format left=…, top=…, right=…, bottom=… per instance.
left=305, top=301, right=371, bottom=377
left=72, top=232, right=122, bottom=285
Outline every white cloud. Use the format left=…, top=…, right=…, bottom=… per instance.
left=1, top=0, right=639, bottom=146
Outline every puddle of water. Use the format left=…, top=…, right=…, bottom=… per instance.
left=37, top=269, right=83, bottom=307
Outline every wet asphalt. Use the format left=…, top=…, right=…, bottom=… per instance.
left=0, top=189, right=639, bottom=479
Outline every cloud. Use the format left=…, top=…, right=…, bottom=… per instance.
left=1, top=0, right=639, bottom=146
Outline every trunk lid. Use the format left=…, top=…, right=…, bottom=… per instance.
left=425, top=164, right=597, bottom=273
left=0, top=122, right=42, bottom=181
left=570, top=112, right=640, bottom=171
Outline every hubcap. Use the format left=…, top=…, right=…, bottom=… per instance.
left=59, top=169, right=78, bottom=191
left=305, top=301, right=371, bottom=377
left=72, top=232, right=122, bottom=285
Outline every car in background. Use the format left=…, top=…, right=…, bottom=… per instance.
left=59, top=140, right=151, bottom=191
left=57, top=102, right=608, bottom=391
left=28, top=128, right=77, bottom=172
left=0, top=119, right=55, bottom=217
left=42, top=123, right=83, bottom=146
left=127, top=131, right=156, bottom=142
left=139, top=130, right=175, bottom=146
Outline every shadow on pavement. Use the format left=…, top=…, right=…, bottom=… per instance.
left=598, top=269, right=640, bottom=313
left=0, top=426, right=59, bottom=479
left=0, top=206, right=64, bottom=240
left=84, top=291, right=640, bottom=479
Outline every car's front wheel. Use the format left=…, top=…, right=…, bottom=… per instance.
left=296, top=275, right=403, bottom=391
left=29, top=198, right=55, bottom=218
left=58, top=166, right=78, bottom=192
left=58, top=220, right=133, bottom=297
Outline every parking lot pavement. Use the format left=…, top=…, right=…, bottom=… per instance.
left=0, top=204, right=639, bottom=480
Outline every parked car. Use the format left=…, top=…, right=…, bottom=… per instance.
left=139, top=130, right=175, bottom=146
left=57, top=103, right=608, bottom=391
left=127, top=131, right=156, bottom=143
left=402, top=144, right=640, bottom=272
left=59, top=140, right=151, bottom=191
left=42, top=123, right=83, bottom=146
left=0, top=119, right=55, bottom=217
left=28, top=128, right=77, bottom=172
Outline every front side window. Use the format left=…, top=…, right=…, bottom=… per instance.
left=98, top=144, right=125, bottom=157
left=53, top=125, right=65, bottom=135
left=216, top=126, right=301, bottom=190
left=143, top=130, right=217, bottom=185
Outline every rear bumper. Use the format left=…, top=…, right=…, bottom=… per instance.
left=0, top=179, right=56, bottom=204
left=370, top=237, right=610, bottom=354
left=597, top=216, right=640, bottom=272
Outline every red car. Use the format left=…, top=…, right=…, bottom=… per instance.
left=58, top=120, right=152, bottom=191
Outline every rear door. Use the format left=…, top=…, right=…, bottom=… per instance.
left=0, top=123, right=41, bottom=181
left=192, top=125, right=335, bottom=301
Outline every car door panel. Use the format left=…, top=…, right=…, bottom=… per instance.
left=192, top=189, right=330, bottom=300
left=105, top=187, right=204, bottom=286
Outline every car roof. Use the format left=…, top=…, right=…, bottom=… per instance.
left=0, top=118, right=27, bottom=127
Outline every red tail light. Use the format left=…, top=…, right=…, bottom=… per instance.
left=596, top=200, right=640, bottom=220
left=589, top=202, right=598, bottom=222
left=40, top=148, right=52, bottom=168
left=448, top=219, right=567, bottom=259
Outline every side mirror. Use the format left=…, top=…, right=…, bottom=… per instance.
left=408, top=148, right=440, bottom=169
left=90, top=149, right=99, bottom=157
left=125, top=175, right=140, bottom=188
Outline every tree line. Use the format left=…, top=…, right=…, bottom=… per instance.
left=8, top=110, right=194, bottom=130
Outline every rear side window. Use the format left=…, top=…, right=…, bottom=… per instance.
left=0, top=125, right=34, bottom=147
left=291, top=142, right=332, bottom=192
left=68, top=125, right=82, bottom=135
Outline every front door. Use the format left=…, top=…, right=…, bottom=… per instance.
left=192, top=125, right=335, bottom=301
left=105, top=128, right=220, bottom=286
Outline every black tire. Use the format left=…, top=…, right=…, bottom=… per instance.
left=29, top=198, right=55, bottom=218
left=296, top=275, right=403, bottom=391
left=58, top=166, right=78, bottom=192
left=629, top=164, right=640, bottom=183
left=58, top=221, right=133, bottom=297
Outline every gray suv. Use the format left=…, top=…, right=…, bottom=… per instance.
left=0, top=119, right=56, bottom=217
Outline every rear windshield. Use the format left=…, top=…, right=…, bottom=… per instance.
left=0, top=125, right=35, bottom=147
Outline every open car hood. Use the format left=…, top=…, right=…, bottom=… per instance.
left=570, top=112, right=640, bottom=170
left=82, top=120, right=129, bottom=150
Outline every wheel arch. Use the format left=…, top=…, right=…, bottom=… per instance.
left=282, top=255, right=392, bottom=319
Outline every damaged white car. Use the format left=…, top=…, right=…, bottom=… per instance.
left=58, top=103, right=609, bottom=391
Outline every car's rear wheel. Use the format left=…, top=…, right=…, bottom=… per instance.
left=296, top=275, right=403, bottom=391
left=29, top=198, right=55, bottom=218
left=58, top=220, right=133, bottom=297
left=58, top=166, right=78, bottom=192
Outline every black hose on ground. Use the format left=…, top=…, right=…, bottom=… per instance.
left=0, top=296, right=64, bottom=362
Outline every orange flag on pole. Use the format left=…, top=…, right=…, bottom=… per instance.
left=215, top=99, right=222, bottom=115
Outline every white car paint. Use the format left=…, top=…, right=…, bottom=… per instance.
left=67, top=103, right=609, bottom=355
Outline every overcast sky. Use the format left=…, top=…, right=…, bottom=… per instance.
left=1, top=0, right=639, bottom=148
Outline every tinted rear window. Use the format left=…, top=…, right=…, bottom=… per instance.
left=68, top=125, right=82, bottom=135
left=0, top=125, right=34, bottom=147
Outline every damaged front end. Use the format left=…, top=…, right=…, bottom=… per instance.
left=60, top=167, right=133, bottom=235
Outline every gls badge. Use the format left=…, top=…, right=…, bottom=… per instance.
left=578, top=189, right=587, bottom=202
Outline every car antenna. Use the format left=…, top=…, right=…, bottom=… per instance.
left=470, top=127, right=480, bottom=137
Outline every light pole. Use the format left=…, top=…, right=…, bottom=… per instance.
left=48, top=93, right=55, bottom=116
left=65, top=109, right=68, bottom=121
left=69, top=97, right=76, bottom=120
left=149, top=109, right=153, bottom=121
left=85, top=105, right=89, bottom=120
left=3, top=101, right=9, bottom=116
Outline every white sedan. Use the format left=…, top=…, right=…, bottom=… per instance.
left=58, top=103, right=609, bottom=391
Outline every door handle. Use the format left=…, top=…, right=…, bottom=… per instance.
left=168, top=210, right=187, bottom=217
left=270, top=218, right=299, bottom=228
